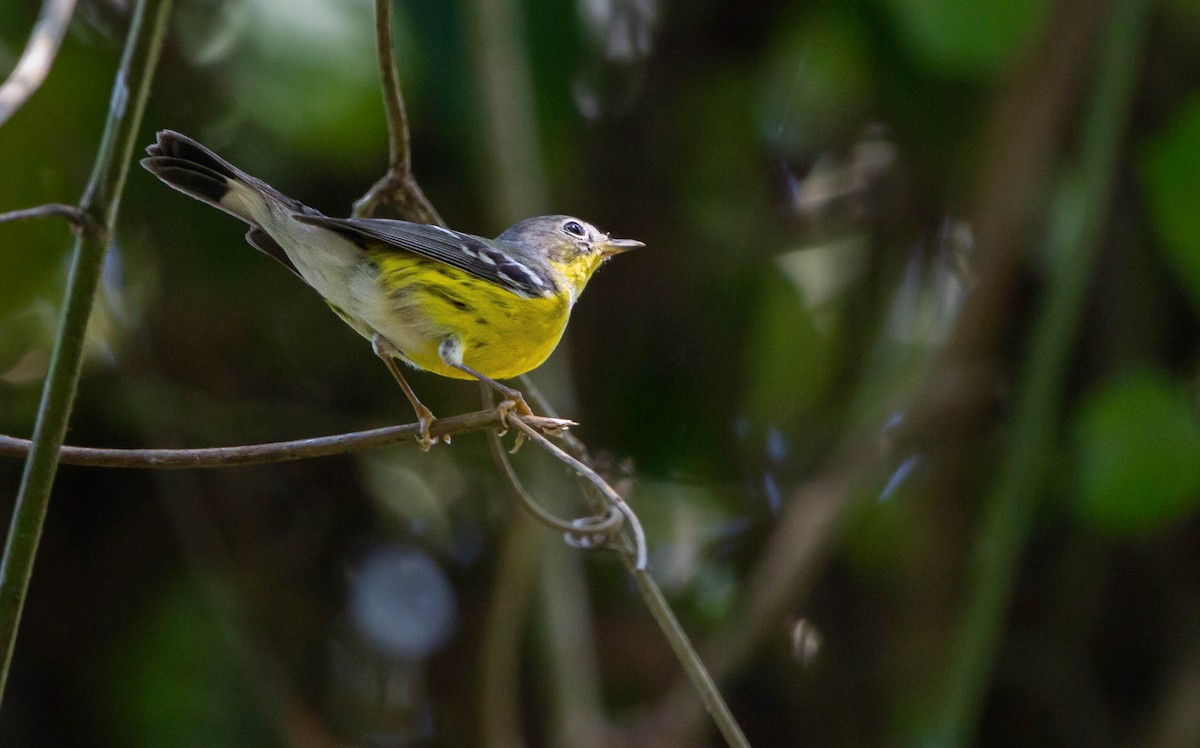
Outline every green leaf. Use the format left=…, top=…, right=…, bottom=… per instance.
left=1072, top=371, right=1200, bottom=536
left=879, top=0, right=1050, bottom=75
left=1141, top=96, right=1200, bottom=312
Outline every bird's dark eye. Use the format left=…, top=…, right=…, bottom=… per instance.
left=562, top=220, right=586, bottom=238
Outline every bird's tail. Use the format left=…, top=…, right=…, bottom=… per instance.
left=140, top=130, right=306, bottom=225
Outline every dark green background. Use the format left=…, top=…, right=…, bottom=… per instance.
left=2, top=0, right=1200, bottom=745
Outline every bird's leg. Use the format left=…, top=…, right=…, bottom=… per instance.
left=373, top=335, right=436, bottom=451
left=438, top=338, right=533, bottom=451
left=463, top=366, right=534, bottom=417
left=383, top=357, right=438, bottom=451
left=458, top=364, right=534, bottom=452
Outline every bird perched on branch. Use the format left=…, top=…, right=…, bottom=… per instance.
left=142, top=131, right=642, bottom=449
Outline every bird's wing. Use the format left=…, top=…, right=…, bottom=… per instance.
left=293, top=215, right=555, bottom=299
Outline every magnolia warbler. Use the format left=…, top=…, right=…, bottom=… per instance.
left=141, top=131, right=642, bottom=449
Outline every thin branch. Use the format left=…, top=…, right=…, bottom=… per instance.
left=481, top=387, right=617, bottom=746
left=518, top=374, right=590, bottom=459
left=0, top=0, right=77, bottom=127
left=374, top=0, right=409, bottom=174
left=479, top=384, right=625, bottom=550
left=523, top=374, right=753, bottom=748
left=507, top=416, right=646, bottom=571
left=651, top=452, right=865, bottom=743
left=485, top=418, right=624, bottom=539
left=0, top=410, right=575, bottom=469
left=515, top=376, right=640, bottom=552
left=618, top=526, right=751, bottom=748
left=504, top=414, right=751, bottom=746
left=0, top=203, right=88, bottom=232
left=0, top=0, right=172, bottom=704
left=352, top=0, right=443, bottom=224
left=494, top=400, right=748, bottom=747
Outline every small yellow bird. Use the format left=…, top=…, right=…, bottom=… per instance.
left=142, top=131, right=642, bottom=448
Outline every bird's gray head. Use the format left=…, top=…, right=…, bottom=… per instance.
left=495, top=216, right=643, bottom=300
left=497, top=215, right=644, bottom=266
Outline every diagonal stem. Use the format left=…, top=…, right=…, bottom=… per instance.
left=0, top=0, right=173, bottom=706
left=501, top=412, right=748, bottom=747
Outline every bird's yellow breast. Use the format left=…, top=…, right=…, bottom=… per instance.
left=371, top=252, right=571, bottom=380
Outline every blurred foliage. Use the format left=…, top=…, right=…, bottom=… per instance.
left=1072, top=370, right=1200, bottom=537
left=1142, top=94, right=1200, bottom=313
left=880, top=0, right=1049, bottom=75
left=108, top=580, right=269, bottom=747
left=175, top=0, right=387, bottom=165
left=2, top=0, right=1200, bottom=746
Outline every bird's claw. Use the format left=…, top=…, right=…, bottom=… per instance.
left=495, top=397, right=534, bottom=453
left=414, top=407, right=437, bottom=452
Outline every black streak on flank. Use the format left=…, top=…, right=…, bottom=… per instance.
left=422, top=284, right=474, bottom=313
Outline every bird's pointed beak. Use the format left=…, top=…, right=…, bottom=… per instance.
left=599, top=236, right=645, bottom=256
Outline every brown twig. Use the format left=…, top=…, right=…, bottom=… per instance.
left=479, top=384, right=625, bottom=551
left=484, top=417, right=624, bottom=540
left=0, top=203, right=88, bottom=233
left=496, top=405, right=747, bottom=747
left=517, top=374, right=590, bottom=459
left=515, top=375, right=640, bottom=551
left=507, top=415, right=647, bottom=570
left=624, top=564, right=751, bottom=748
left=0, top=0, right=78, bottom=127
left=351, top=0, right=443, bottom=224
left=0, top=410, right=575, bottom=469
